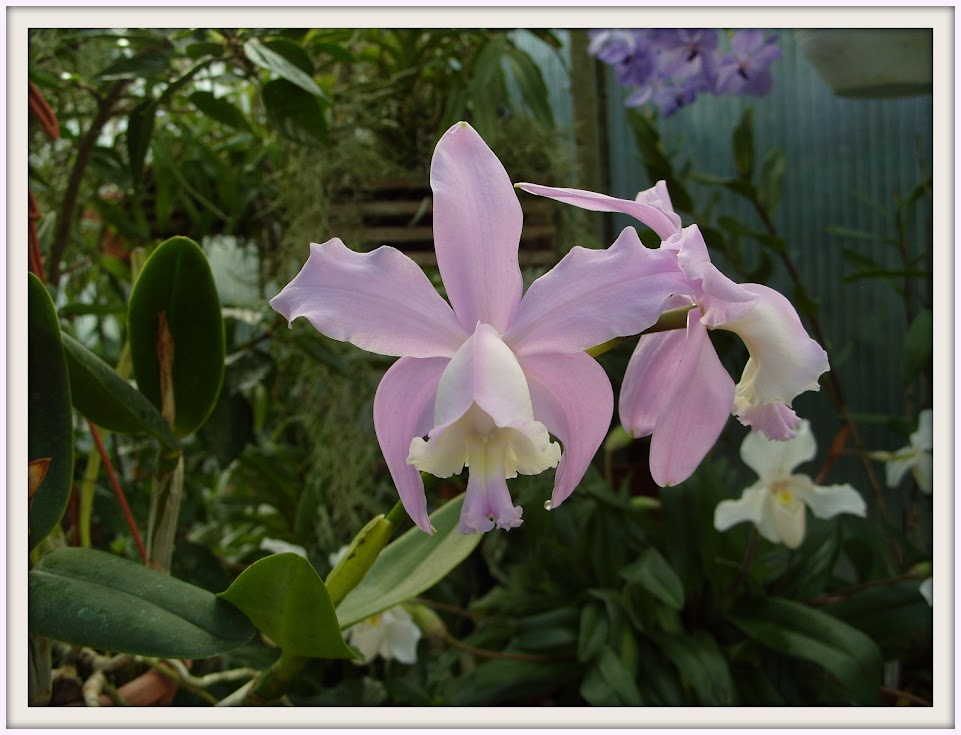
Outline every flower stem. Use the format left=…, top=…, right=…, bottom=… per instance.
left=586, top=303, right=695, bottom=358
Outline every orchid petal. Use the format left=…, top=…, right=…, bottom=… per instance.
left=919, top=577, right=933, bottom=606
left=740, top=419, right=816, bottom=481
left=504, top=227, right=689, bottom=356
left=666, top=226, right=758, bottom=325
left=885, top=453, right=915, bottom=488
left=649, top=315, right=735, bottom=486
left=373, top=356, right=449, bottom=533
left=520, top=352, right=614, bottom=508
left=516, top=183, right=682, bottom=241
left=270, top=239, right=467, bottom=358
left=721, top=284, right=830, bottom=413
left=914, top=454, right=933, bottom=495
left=460, top=470, right=523, bottom=534
left=792, top=476, right=867, bottom=520
left=735, top=401, right=801, bottom=440
left=430, top=122, right=523, bottom=333
left=619, top=329, right=687, bottom=438
left=913, top=409, right=933, bottom=452
left=714, top=484, right=766, bottom=531
left=770, top=494, right=806, bottom=549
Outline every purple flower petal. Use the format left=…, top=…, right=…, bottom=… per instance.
left=503, top=227, right=689, bottom=356
left=373, top=356, right=450, bottom=533
left=430, top=122, right=524, bottom=333
left=619, top=328, right=687, bottom=438
left=516, top=183, right=682, bottom=241
left=269, top=239, right=467, bottom=358
left=520, top=352, right=614, bottom=508
left=648, top=314, right=735, bottom=486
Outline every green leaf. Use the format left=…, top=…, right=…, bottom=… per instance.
left=577, top=602, right=609, bottom=663
left=127, top=99, right=156, bottom=188
left=263, top=39, right=315, bottom=76
left=447, top=659, right=578, bottom=706
left=656, top=630, right=737, bottom=705
left=325, top=514, right=396, bottom=608
left=29, top=547, right=254, bottom=658
left=757, top=148, right=786, bottom=213
left=188, top=90, right=252, bottom=132
left=620, top=547, right=685, bottom=610
left=728, top=597, right=882, bottom=705
left=243, top=37, right=325, bottom=98
left=62, top=333, right=177, bottom=446
left=583, top=647, right=643, bottom=705
left=903, top=308, right=933, bottom=382
left=336, top=494, right=482, bottom=628
left=732, top=107, right=755, bottom=180
left=218, top=553, right=356, bottom=660
left=261, top=79, right=328, bottom=146
left=28, top=274, right=73, bottom=551
left=127, top=236, right=225, bottom=438
left=185, top=41, right=224, bottom=59
left=503, top=46, right=554, bottom=127
left=94, top=52, right=170, bottom=81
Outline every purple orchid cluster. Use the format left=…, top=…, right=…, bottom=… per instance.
left=272, top=122, right=826, bottom=536
left=589, top=29, right=782, bottom=117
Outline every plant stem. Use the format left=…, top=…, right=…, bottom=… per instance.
left=442, top=633, right=570, bottom=663
left=47, top=80, right=129, bottom=286
left=89, top=422, right=147, bottom=562
left=586, top=303, right=695, bottom=358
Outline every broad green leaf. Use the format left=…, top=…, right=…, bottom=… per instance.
left=29, top=547, right=254, bottom=658
left=336, top=494, right=482, bottom=628
left=620, top=547, right=685, bottom=610
left=127, top=99, right=156, bottom=188
left=94, top=52, right=170, bottom=81
left=447, top=659, right=578, bottom=706
left=261, top=79, right=328, bottom=147
left=263, top=39, right=314, bottom=76
left=62, top=333, right=176, bottom=446
left=732, top=107, right=755, bottom=180
left=904, top=308, right=933, bottom=382
left=728, top=597, right=882, bottom=705
left=188, top=91, right=251, bottom=132
left=577, top=602, right=609, bottom=663
left=243, top=37, right=325, bottom=98
left=656, top=630, right=737, bottom=705
left=185, top=41, right=224, bottom=59
left=218, top=553, right=356, bottom=660
left=325, top=514, right=395, bottom=607
left=127, top=236, right=225, bottom=438
left=824, top=580, right=932, bottom=655
left=28, top=274, right=73, bottom=551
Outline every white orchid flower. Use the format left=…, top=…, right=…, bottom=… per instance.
left=344, top=606, right=422, bottom=665
left=885, top=409, right=933, bottom=494
left=919, top=576, right=933, bottom=607
left=714, top=420, right=866, bottom=549
left=260, top=538, right=308, bottom=558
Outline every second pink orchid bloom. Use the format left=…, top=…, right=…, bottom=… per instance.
left=271, top=123, right=687, bottom=533
left=518, top=180, right=829, bottom=487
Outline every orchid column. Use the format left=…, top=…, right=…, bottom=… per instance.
left=271, top=122, right=688, bottom=534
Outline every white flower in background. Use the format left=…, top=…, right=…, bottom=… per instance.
left=260, top=538, right=308, bottom=557
left=714, top=420, right=867, bottom=549
left=344, top=606, right=422, bottom=665
left=885, top=409, right=932, bottom=494
left=919, top=576, right=933, bottom=607
left=329, top=544, right=423, bottom=664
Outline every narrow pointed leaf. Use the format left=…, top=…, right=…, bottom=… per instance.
left=243, top=37, right=325, bottom=98
left=336, top=494, right=482, bottom=629
left=188, top=91, right=252, bottom=132
left=127, top=236, right=225, bottom=438
left=28, top=274, right=73, bottom=550
left=28, top=547, right=254, bottom=658
left=620, top=547, right=685, bottom=610
left=727, top=597, right=882, bottom=705
left=656, top=630, right=737, bottom=705
left=218, top=553, right=356, bottom=660
left=62, top=333, right=177, bottom=446
left=261, top=79, right=328, bottom=146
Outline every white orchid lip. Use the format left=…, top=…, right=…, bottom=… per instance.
left=407, top=324, right=561, bottom=533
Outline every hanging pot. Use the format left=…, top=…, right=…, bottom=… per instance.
left=794, top=29, right=932, bottom=99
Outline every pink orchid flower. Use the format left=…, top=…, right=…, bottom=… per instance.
left=270, top=123, right=688, bottom=534
left=517, top=181, right=829, bottom=487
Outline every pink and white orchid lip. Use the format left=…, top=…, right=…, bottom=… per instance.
left=407, top=325, right=561, bottom=534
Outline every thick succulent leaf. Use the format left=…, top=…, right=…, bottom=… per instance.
left=336, top=494, right=481, bottom=629
left=28, top=274, right=73, bottom=550
left=127, top=236, right=225, bottom=438
left=219, top=553, right=356, bottom=660
left=29, top=547, right=254, bottom=659
left=62, top=333, right=176, bottom=446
